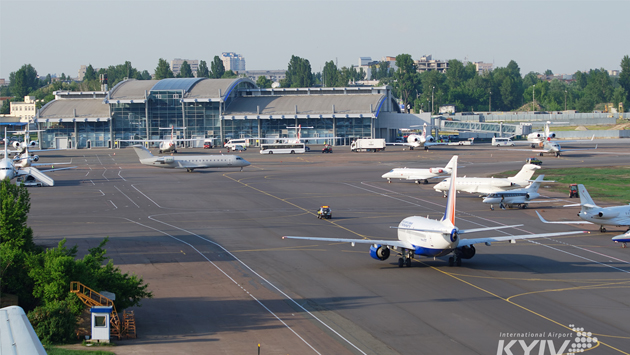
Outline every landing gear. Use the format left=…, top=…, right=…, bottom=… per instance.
left=387, top=178, right=391, bottom=183
left=410, top=147, right=414, bottom=151
left=521, top=204, right=528, bottom=209
left=398, top=249, right=414, bottom=267
left=186, top=168, right=195, bottom=173
left=539, top=152, right=544, bottom=156
left=423, top=179, right=428, bottom=184
left=600, top=225, right=607, bottom=233
left=500, top=202, right=506, bottom=210
left=555, top=152, right=560, bottom=157
left=448, top=255, right=462, bottom=267
left=490, top=205, right=494, bottom=211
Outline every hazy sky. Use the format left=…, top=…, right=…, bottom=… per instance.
left=1, top=0, right=628, bottom=80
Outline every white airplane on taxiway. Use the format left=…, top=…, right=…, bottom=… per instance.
left=382, top=155, right=458, bottom=184
left=433, top=163, right=540, bottom=197
left=132, top=145, right=250, bottom=172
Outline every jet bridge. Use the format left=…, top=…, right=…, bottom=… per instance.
left=440, top=120, right=531, bottom=137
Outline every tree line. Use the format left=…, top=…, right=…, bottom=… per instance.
left=2, top=55, right=629, bottom=114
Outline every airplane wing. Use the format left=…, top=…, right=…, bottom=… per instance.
left=535, top=210, right=593, bottom=224
left=39, top=166, right=77, bottom=172
left=282, top=236, right=414, bottom=249
left=118, top=139, right=165, bottom=142
left=424, top=142, right=448, bottom=147
left=391, top=224, right=524, bottom=234
left=459, top=230, right=589, bottom=247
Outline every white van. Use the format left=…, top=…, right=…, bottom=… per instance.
left=492, top=137, right=514, bottom=147
left=224, top=139, right=249, bottom=150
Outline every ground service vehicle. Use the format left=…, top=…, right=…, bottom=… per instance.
left=224, top=139, right=250, bottom=150
left=322, top=145, right=333, bottom=153
left=526, top=157, right=542, bottom=165
left=492, top=137, right=515, bottom=146
left=351, top=139, right=386, bottom=152
left=317, top=206, right=332, bottom=219
left=569, top=184, right=579, bottom=198
left=259, top=143, right=306, bottom=154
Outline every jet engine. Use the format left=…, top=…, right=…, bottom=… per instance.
left=369, top=245, right=390, bottom=261
left=12, top=141, right=21, bottom=149
left=31, top=154, right=39, bottom=162
left=429, top=168, right=444, bottom=174
left=457, top=245, right=476, bottom=259
left=525, top=192, right=539, bottom=200
left=160, top=156, right=175, bottom=164
left=548, top=132, right=556, bottom=138
left=594, top=211, right=618, bottom=219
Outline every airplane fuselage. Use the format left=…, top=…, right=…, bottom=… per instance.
left=140, top=155, right=250, bottom=170
left=578, top=205, right=630, bottom=227
left=434, top=177, right=526, bottom=195
left=382, top=167, right=447, bottom=183
left=397, top=216, right=457, bottom=257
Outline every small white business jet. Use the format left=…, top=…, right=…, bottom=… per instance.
left=527, top=121, right=566, bottom=148
left=389, top=123, right=447, bottom=150
left=433, top=163, right=540, bottom=197
left=284, top=156, right=586, bottom=267
left=531, top=139, right=597, bottom=157
left=1, top=129, right=60, bottom=186
left=483, top=175, right=546, bottom=210
left=382, top=155, right=458, bottom=184
left=132, top=145, right=250, bottom=172
left=536, top=184, right=630, bottom=233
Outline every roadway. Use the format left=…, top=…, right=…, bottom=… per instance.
left=26, top=140, right=630, bottom=354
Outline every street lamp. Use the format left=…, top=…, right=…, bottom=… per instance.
left=532, top=84, right=535, bottom=111
left=564, top=90, right=567, bottom=111
left=431, top=86, right=435, bottom=115
left=489, top=90, right=492, bottom=112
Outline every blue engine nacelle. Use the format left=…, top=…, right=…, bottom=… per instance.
left=369, top=245, right=390, bottom=261
left=456, top=245, right=476, bottom=259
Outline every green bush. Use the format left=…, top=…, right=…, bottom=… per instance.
left=28, top=299, right=79, bottom=344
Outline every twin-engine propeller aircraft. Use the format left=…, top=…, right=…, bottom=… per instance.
left=483, top=175, right=546, bottom=210
left=433, top=163, right=540, bottom=197
left=388, top=123, right=446, bottom=151
left=132, top=145, right=250, bottom=172
left=536, top=184, right=630, bottom=233
left=283, top=156, right=586, bottom=267
left=382, top=155, right=458, bottom=184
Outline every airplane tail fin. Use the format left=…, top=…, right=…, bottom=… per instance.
left=444, top=155, right=458, bottom=172
left=577, top=184, right=597, bottom=207
left=510, top=163, right=540, bottom=183
left=441, top=156, right=458, bottom=224
left=132, top=144, right=154, bottom=160
left=528, top=174, right=545, bottom=191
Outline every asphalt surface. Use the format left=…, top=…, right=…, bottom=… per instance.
left=28, top=139, right=630, bottom=354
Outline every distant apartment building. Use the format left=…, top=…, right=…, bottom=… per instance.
left=414, top=55, right=448, bottom=73
left=10, top=96, right=37, bottom=122
left=243, top=70, right=285, bottom=84
left=77, top=65, right=103, bottom=81
left=474, top=62, right=493, bottom=75
left=221, top=52, right=246, bottom=72
left=0, top=78, right=6, bottom=86
left=608, top=69, right=620, bottom=76
left=170, top=59, right=199, bottom=77
left=358, top=57, right=380, bottom=80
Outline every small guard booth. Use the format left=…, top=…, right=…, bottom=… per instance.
left=90, top=306, right=113, bottom=343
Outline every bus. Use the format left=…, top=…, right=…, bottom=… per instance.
left=260, top=143, right=306, bottom=154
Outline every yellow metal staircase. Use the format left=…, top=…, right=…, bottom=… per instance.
left=70, top=281, right=136, bottom=339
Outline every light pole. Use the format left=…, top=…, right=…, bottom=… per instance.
left=431, top=86, right=435, bottom=115
left=489, top=90, right=492, bottom=112
left=564, top=90, right=567, bottom=111
left=532, top=84, right=535, bottom=111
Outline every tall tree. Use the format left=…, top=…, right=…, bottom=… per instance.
left=210, top=56, right=225, bottom=79
left=197, top=60, right=210, bottom=78
left=84, top=64, right=96, bottom=81
left=283, top=55, right=313, bottom=88
left=154, top=58, right=174, bottom=80
left=322, top=60, right=340, bottom=87
left=393, top=54, right=420, bottom=110
left=10, top=64, right=40, bottom=98
left=179, top=61, right=193, bottom=78
left=619, top=55, right=630, bottom=105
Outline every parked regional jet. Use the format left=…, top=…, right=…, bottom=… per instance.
left=536, top=184, right=630, bottom=232
left=121, top=126, right=202, bottom=154
left=1, top=129, right=58, bottom=186
left=612, top=231, right=630, bottom=247
left=483, top=175, right=545, bottom=210
left=433, top=163, right=540, bottom=197
left=389, top=123, right=446, bottom=150
left=527, top=121, right=565, bottom=148
left=132, top=145, right=250, bottom=172
left=8, top=126, right=71, bottom=169
left=283, top=156, right=586, bottom=267
left=382, top=155, right=458, bottom=184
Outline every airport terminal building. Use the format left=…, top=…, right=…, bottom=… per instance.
left=36, top=78, right=407, bottom=149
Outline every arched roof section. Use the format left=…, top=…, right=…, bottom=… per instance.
left=150, top=78, right=204, bottom=92
left=184, top=78, right=257, bottom=102
left=108, top=79, right=157, bottom=102
left=38, top=99, right=110, bottom=121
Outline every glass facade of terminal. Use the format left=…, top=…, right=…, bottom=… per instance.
left=37, top=79, right=383, bottom=149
